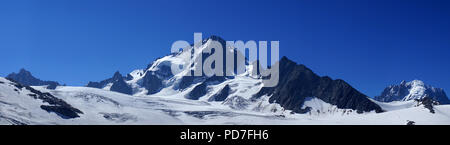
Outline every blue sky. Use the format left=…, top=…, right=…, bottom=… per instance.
left=1, top=0, right=450, bottom=97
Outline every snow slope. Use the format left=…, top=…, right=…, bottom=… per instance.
left=2, top=77, right=450, bottom=125
left=0, top=77, right=181, bottom=125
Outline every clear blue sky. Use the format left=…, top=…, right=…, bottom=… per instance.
left=1, top=0, right=450, bottom=97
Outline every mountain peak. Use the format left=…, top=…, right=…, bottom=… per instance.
left=8, top=68, right=33, bottom=78
left=256, top=55, right=384, bottom=113
left=6, top=69, right=60, bottom=89
left=204, top=35, right=226, bottom=47
left=207, top=35, right=225, bottom=42
left=407, top=79, right=425, bottom=86
left=280, top=56, right=290, bottom=62
left=375, top=80, right=449, bottom=104
left=400, top=80, right=407, bottom=85
left=84, top=36, right=384, bottom=114
left=18, top=68, right=31, bottom=74
left=113, top=71, right=123, bottom=79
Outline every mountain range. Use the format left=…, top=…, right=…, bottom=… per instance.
left=2, top=35, right=450, bottom=125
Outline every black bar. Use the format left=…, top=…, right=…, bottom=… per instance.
left=0, top=125, right=447, bottom=145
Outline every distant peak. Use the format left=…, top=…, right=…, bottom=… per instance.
left=6, top=68, right=60, bottom=88
left=407, top=80, right=425, bottom=87
left=398, top=80, right=425, bottom=87
left=207, top=35, right=225, bottom=41
left=18, top=68, right=32, bottom=75
left=280, top=56, right=296, bottom=65
left=7, top=68, right=33, bottom=78
left=204, top=35, right=226, bottom=46
left=113, top=71, right=122, bottom=77
left=410, top=79, right=424, bottom=83
left=112, top=71, right=124, bottom=80
left=376, top=79, right=449, bottom=104
left=400, top=80, right=406, bottom=85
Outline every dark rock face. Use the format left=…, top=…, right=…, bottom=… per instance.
left=7, top=69, right=60, bottom=90
left=209, top=85, right=231, bottom=101
left=315, top=78, right=383, bottom=113
left=40, top=105, right=82, bottom=119
left=374, top=80, right=450, bottom=104
left=142, top=72, right=163, bottom=95
left=178, top=76, right=196, bottom=90
left=86, top=82, right=103, bottom=88
left=406, top=120, right=416, bottom=125
left=186, top=83, right=208, bottom=100
left=87, top=71, right=133, bottom=95
left=6, top=78, right=83, bottom=119
left=154, top=65, right=173, bottom=78
left=254, top=57, right=384, bottom=114
left=415, top=97, right=439, bottom=114
left=182, top=76, right=227, bottom=100
left=176, top=74, right=226, bottom=91
left=110, top=79, right=133, bottom=95
left=87, top=71, right=122, bottom=89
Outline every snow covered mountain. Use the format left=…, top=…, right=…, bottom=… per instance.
left=85, top=35, right=383, bottom=114
left=374, top=80, right=450, bottom=104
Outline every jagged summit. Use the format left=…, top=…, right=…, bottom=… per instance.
left=6, top=69, right=60, bottom=89
left=207, top=35, right=225, bottom=41
left=16, top=68, right=33, bottom=77
left=7, top=69, right=38, bottom=83
left=112, top=71, right=123, bottom=80
left=375, top=80, right=450, bottom=104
